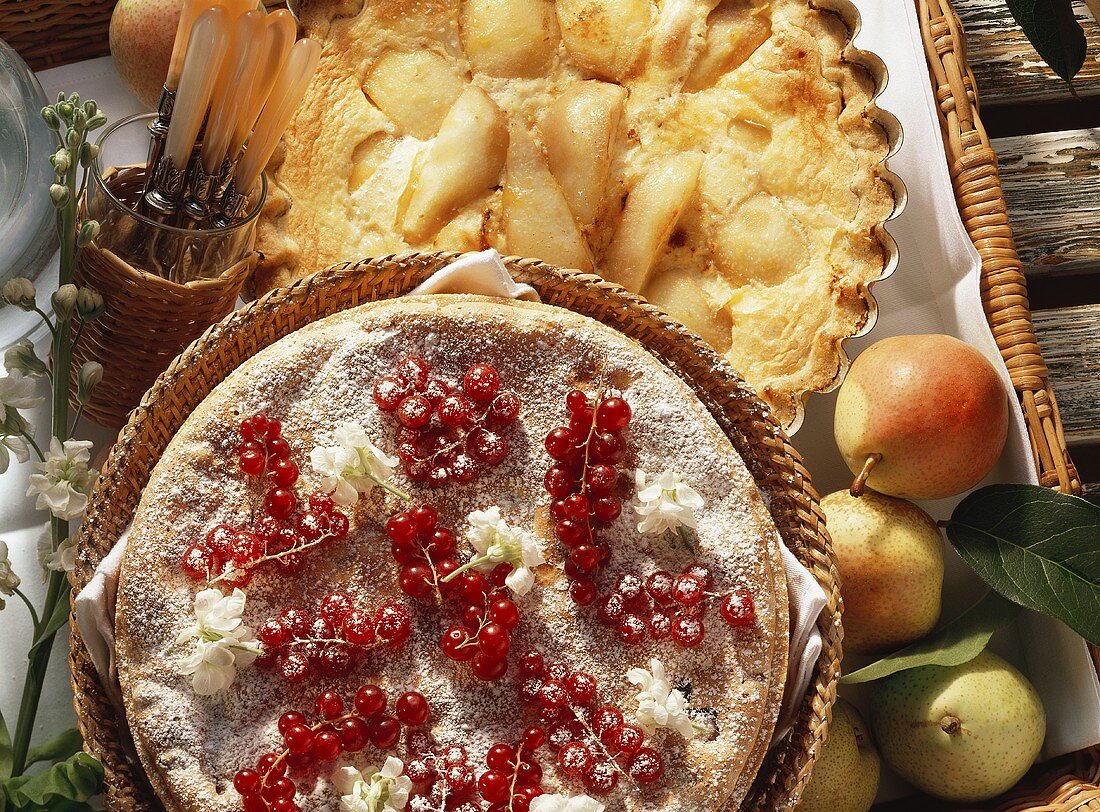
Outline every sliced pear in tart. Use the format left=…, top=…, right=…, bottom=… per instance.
left=556, top=0, right=654, bottom=82
left=461, top=0, right=561, bottom=78
left=363, top=50, right=467, bottom=140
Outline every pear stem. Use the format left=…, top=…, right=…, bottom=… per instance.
left=940, top=714, right=963, bottom=735
left=850, top=454, right=882, bottom=498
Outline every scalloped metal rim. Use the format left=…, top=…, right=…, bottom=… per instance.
left=783, top=0, right=907, bottom=436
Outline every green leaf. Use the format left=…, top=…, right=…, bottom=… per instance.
left=0, top=705, right=11, bottom=780
left=1004, top=0, right=1087, bottom=83
left=2, top=752, right=102, bottom=808
left=946, top=484, right=1100, bottom=645
left=25, top=729, right=84, bottom=768
left=28, top=591, right=71, bottom=658
left=842, top=591, right=1020, bottom=684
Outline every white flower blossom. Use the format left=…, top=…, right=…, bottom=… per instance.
left=447, top=506, right=544, bottom=597
left=176, top=587, right=259, bottom=695
left=39, top=530, right=77, bottom=575
left=0, top=370, right=45, bottom=424
left=26, top=438, right=97, bottom=521
left=627, top=658, right=695, bottom=740
left=335, top=757, right=412, bottom=812
left=0, top=539, right=20, bottom=611
left=632, top=468, right=704, bottom=535
left=0, top=433, right=29, bottom=475
left=310, top=422, right=402, bottom=507
left=530, top=793, right=605, bottom=812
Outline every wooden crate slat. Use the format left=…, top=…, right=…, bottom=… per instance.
left=954, top=0, right=1100, bottom=105
left=994, top=129, right=1100, bottom=278
left=1033, top=304, right=1100, bottom=444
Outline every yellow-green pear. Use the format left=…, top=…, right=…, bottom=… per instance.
left=110, top=0, right=185, bottom=109
left=798, top=700, right=880, bottom=812
left=822, top=489, right=943, bottom=654
left=871, top=651, right=1046, bottom=803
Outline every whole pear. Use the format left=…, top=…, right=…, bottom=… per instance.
left=871, top=650, right=1045, bottom=803
left=110, top=0, right=185, bottom=109
left=822, top=489, right=943, bottom=654
left=798, top=700, right=880, bottom=812
left=834, top=334, right=1009, bottom=500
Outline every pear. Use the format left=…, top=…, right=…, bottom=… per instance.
left=834, top=334, right=1009, bottom=500
left=871, top=651, right=1046, bottom=803
left=110, top=0, right=185, bottom=109
left=821, top=490, right=943, bottom=655
left=798, top=700, right=880, bottom=812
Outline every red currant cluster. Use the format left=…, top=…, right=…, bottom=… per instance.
left=255, top=592, right=412, bottom=683
left=385, top=504, right=521, bottom=682
left=404, top=741, right=477, bottom=809
left=374, top=357, right=520, bottom=488
left=233, top=684, right=430, bottom=812
left=180, top=414, right=350, bottom=586
left=595, top=567, right=757, bottom=648
left=514, top=649, right=664, bottom=794
left=543, top=390, right=632, bottom=606
left=476, top=736, right=547, bottom=811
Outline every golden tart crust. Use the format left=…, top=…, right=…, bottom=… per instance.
left=115, top=296, right=788, bottom=812
left=255, top=0, right=895, bottom=429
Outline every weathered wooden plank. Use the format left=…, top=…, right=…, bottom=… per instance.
left=994, top=129, right=1100, bottom=278
left=1033, top=304, right=1100, bottom=445
left=954, top=0, right=1100, bottom=105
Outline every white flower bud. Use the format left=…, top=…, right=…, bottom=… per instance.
left=76, top=361, right=104, bottom=404
left=83, top=100, right=98, bottom=118
left=49, top=184, right=69, bottom=207
left=50, top=148, right=71, bottom=174
left=2, top=278, right=37, bottom=310
left=78, top=142, right=98, bottom=168
left=4, top=339, right=47, bottom=377
left=75, top=286, right=105, bottom=320
left=86, top=113, right=107, bottom=131
left=57, top=101, right=74, bottom=122
left=76, top=220, right=101, bottom=248
left=41, top=106, right=60, bottom=130
left=51, top=284, right=78, bottom=321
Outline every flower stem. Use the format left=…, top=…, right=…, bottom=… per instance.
left=19, top=429, right=45, bottom=462
left=439, top=555, right=490, bottom=584
left=11, top=587, right=41, bottom=628
left=366, top=472, right=410, bottom=502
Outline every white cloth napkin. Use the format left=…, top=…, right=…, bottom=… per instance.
left=74, top=249, right=828, bottom=745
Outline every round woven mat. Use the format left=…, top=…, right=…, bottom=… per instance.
left=69, top=251, right=844, bottom=811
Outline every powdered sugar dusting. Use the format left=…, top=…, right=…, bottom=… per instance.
left=115, top=297, right=787, bottom=812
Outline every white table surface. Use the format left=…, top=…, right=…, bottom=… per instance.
left=1, top=1, right=1097, bottom=802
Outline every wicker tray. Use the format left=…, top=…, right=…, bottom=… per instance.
left=2, top=0, right=1095, bottom=807
left=68, top=253, right=844, bottom=812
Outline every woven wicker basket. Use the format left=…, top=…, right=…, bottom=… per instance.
left=2, top=0, right=1096, bottom=807
left=68, top=253, right=845, bottom=812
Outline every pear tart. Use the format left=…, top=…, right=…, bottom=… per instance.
left=115, top=296, right=789, bottom=812
left=255, top=0, right=896, bottom=429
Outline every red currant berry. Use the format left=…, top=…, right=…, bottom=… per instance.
left=672, top=573, right=706, bottom=606
left=537, top=678, right=569, bottom=709
left=396, top=691, right=430, bottom=726
left=385, top=512, right=417, bottom=544
left=570, top=579, right=598, bottom=605
left=270, top=458, right=299, bottom=488
left=590, top=431, right=624, bottom=463
left=468, top=428, right=508, bottom=465
left=399, top=565, right=435, bottom=599
left=445, top=763, right=475, bottom=794
left=280, top=652, right=310, bottom=682
left=591, top=497, right=621, bottom=523
left=547, top=720, right=584, bottom=751
left=319, top=592, right=354, bottom=628
left=283, top=750, right=313, bottom=772
left=477, top=769, right=510, bottom=803
left=374, top=603, right=412, bottom=646
left=518, top=648, right=544, bottom=677
left=671, top=612, right=706, bottom=647
left=264, top=488, right=296, bottom=519
left=477, top=623, right=510, bottom=658
left=181, top=545, right=216, bottom=580
left=558, top=741, right=594, bottom=776
left=258, top=618, right=288, bottom=648
left=486, top=742, right=515, bottom=770
left=373, top=376, right=408, bottom=410
left=543, top=466, right=575, bottom=499
left=405, top=758, right=436, bottom=784
left=256, top=752, right=285, bottom=777
left=522, top=726, right=546, bottom=750
left=205, top=524, right=236, bottom=557
left=319, top=646, right=353, bottom=678
left=489, top=598, right=520, bottom=630
left=557, top=519, right=587, bottom=547
left=354, top=684, right=386, bottom=717
left=441, top=625, right=476, bottom=661
left=262, top=776, right=296, bottom=801
left=396, top=356, right=431, bottom=389
left=489, top=391, right=520, bottom=425
left=442, top=745, right=468, bottom=766
left=648, top=610, right=673, bottom=640
left=629, top=747, right=664, bottom=783
left=592, top=706, right=624, bottom=739
left=422, top=377, right=451, bottom=406
left=618, top=613, right=647, bottom=644
left=438, top=394, right=474, bottom=427
left=310, top=730, right=343, bottom=761
left=284, top=724, right=314, bottom=754
left=451, top=453, right=479, bottom=483
left=597, top=593, right=625, bottom=625
left=472, top=653, right=508, bottom=681
left=342, top=609, right=376, bottom=645
left=518, top=677, right=543, bottom=704
left=239, top=416, right=259, bottom=440
left=566, top=389, right=589, bottom=414
left=460, top=571, right=489, bottom=604
left=396, top=394, right=432, bottom=429
left=462, top=363, right=501, bottom=403
left=234, top=768, right=261, bottom=796
left=314, top=690, right=344, bottom=719
left=544, top=427, right=576, bottom=461
left=646, top=570, right=675, bottom=603
left=265, top=436, right=290, bottom=460
left=367, top=714, right=401, bottom=749
left=338, top=716, right=368, bottom=752
left=616, top=572, right=645, bottom=602
left=239, top=449, right=265, bottom=476
left=278, top=711, right=306, bottom=735
left=614, top=724, right=645, bottom=755
left=721, top=589, right=756, bottom=626
left=586, top=464, right=617, bottom=495
left=584, top=760, right=620, bottom=793
left=566, top=672, right=597, bottom=704
left=545, top=660, right=570, bottom=680
left=684, top=563, right=713, bottom=588
left=595, top=396, right=631, bottom=432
